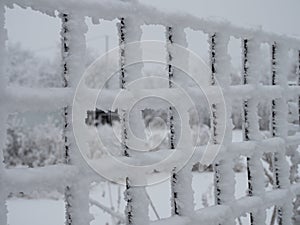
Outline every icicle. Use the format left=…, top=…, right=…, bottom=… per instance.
left=166, top=26, right=195, bottom=217
left=209, top=33, right=235, bottom=225
left=242, top=38, right=266, bottom=225
left=60, top=13, right=91, bottom=225
left=0, top=2, right=7, bottom=225
left=271, top=42, right=293, bottom=225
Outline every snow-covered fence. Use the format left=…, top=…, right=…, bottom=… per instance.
left=1, top=0, right=300, bottom=225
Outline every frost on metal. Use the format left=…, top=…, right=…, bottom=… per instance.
left=271, top=42, right=293, bottom=225
left=209, top=33, right=235, bottom=225
left=60, top=13, right=91, bottom=225
left=118, top=18, right=149, bottom=225
left=124, top=177, right=149, bottom=225
left=167, top=26, right=194, bottom=217
left=1, top=0, right=300, bottom=225
left=242, top=38, right=266, bottom=225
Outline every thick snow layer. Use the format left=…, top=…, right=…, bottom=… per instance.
left=76, top=85, right=300, bottom=114
left=5, top=172, right=300, bottom=225
left=5, top=172, right=234, bottom=225
left=270, top=43, right=293, bottom=225
left=5, top=0, right=300, bottom=48
left=1, top=0, right=300, bottom=224
left=4, top=86, right=72, bottom=113
left=208, top=33, right=235, bottom=225
left=0, top=130, right=298, bottom=225
left=5, top=165, right=79, bottom=194
left=241, top=39, right=265, bottom=224
left=61, top=13, right=93, bottom=225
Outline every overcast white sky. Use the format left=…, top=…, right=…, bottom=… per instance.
left=4, top=0, right=300, bottom=65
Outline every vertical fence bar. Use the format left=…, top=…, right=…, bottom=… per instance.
left=294, top=49, right=300, bottom=223
left=166, top=26, right=175, bottom=150
left=117, top=17, right=150, bottom=225
left=209, top=33, right=235, bottom=225
left=60, top=13, right=72, bottom=225
left=0, top=2, right=7, bottom=225
left=271, top=42, right=293, bottom=225
left=60, top=13, right=90, bottom=225
left=242, top=38, right=266, bottom=225
left=166, top=26, right=177, bottom=215
left=166, top=26, right=194, bottom=217
left=118, top=17, right=129, bottom=157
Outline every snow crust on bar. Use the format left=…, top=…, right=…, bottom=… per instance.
left=151, top=182, right=300, bottom=225
left=78, top=84, right=300, bottom=113
left=84, top=132, right=300, bottom=181
left=271, top=42, right=293, bottom=225
left=5, top=0, right=300, bottom=48
left=242, top=38, right=266, bottom=225
left=209, top=33, right=235, bottom=225
left=117, top=17, right=143, bottom=86
left=167, top=26, right=195, bottom=217
left=1, top=83, right=299, bottom=115
left=4, top=165, right=78, bottom=194
left=3, top=86, right=72, bottom=113
left=124, top=179, right=150, bottom=225
left=118, top=17, right=151, bottom=225
left=1, top=0, right=300, bottom=224
left=83, top=86, right=222, bottom=111
left=61, top=13, right=92, bottom=225
left=62, top=13, right=89, bottom=170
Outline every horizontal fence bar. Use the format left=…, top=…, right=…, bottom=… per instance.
left=222, top=134, right=300, bottom=158
left=2, top=2, right=300, bottom=225
left=70, top=85, right=300, bottom=112
left=77, top=133, right=300, bottom=179
left=4, top=165, right=79, bottom=194
left=4, top=86, right=72, bottom=113
left=2, top=133, right=300, bottom=196
left=151, top=182, right=300, bottom=225
left=4, top=85, right=300, bottom=114
left=4, top=0, right=300, bottom=48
